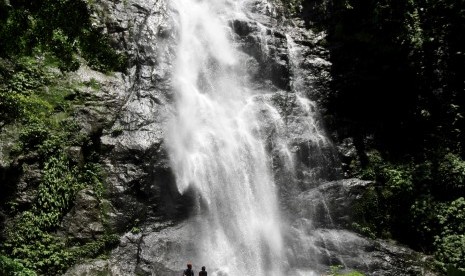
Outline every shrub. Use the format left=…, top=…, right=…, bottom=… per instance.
left=0, top=255, right=36, bottom=276
left=437, top=153, right=465, bottom=198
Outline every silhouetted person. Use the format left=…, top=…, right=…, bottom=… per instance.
left=199, top=266, right=207, bottom=276
left=183, top=263, right=194, bottom=276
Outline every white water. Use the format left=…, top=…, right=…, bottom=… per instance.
left=166, top=0, right=325, bottom=275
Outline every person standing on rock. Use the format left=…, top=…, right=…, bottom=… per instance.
left=199, top=266, right=207, bottom=276
left=183, top=263, right=194, bottom=276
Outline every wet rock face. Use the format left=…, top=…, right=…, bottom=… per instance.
left=287, top=227, right=437, bottom=276
left=295, top=178, right=372, bottom=228
left=64, top=260, right=121, bottom=276
left=231, top=18, right=291, bottom=90
left=229, top=14, right=338, bottom=193
left=83, top=0, right=336, bottom=235
left=287, top=179, right=438, bottom=275
left=81, top=0, right=185, bottom=232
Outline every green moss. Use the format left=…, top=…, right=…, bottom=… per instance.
left=85, top=78, right=102, bottom=90
left=329, top=265, right=366, bottom=276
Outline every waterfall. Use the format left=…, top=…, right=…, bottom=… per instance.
left=166, top=0, right=328, bottom=275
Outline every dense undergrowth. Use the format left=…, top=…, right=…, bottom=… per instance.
left=0, top=55, right=119, bottom=276
left=0, top=0, right=125, bottom=274
left=280, top=0, right=465, bottom=273
left=284, top=0, right=465, bottom=273
left=350, top=151, right=465, bottom=272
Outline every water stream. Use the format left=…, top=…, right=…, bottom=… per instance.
left=166, top=0, right=327, bottom=275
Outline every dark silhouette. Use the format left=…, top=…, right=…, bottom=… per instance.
left=199, top=266, right=207, bottom=276
left=183, top=263, right=194, bottom=276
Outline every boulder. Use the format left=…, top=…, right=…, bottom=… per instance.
left=61, top=188, right=105, bottom=242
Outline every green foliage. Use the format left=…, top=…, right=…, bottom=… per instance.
left=69, top=234, right=120, bottom=259
left=84, top=78, right=102, bottom=91
left=436, top=198, right=465, bottom=236
left=380, top=164, right=414, bottom=196
left=0, top=56, right=75, bottom=128
left=410, top=196, right=439, bottom=248
left=433, top=198, right=465, bottom=271
left=436, top=235, right=465, bottom=273
left=329, top=265, right=366, bottom=276
left=79, top=29, right=128, bottom=72
left=351, top=182, right=385, bottom=238
left=2, top=146, right=113, bottom=274
left=447, top=265, right=465, bottom=276
left=437, top=153, right=465, bottom=196
left=351, top=150, right=383, bottom=180
left=318, top=0, right=465, bottom=270
left=324, top=0, right=465, bottom=157
left=18, top=122, right=51, bottom=152
left=353, top=153, right=465, bottom=270
left=4, top=224, right=74, bottom=274
left=2, top=151, right=106, bottom=274
left=0, top=33, right=116, bottom=275
left=0, top=254, right=36, bottom=276
left=35, top=154, right=83, bottom=227
left=352, top=161, right=415, bottom=239
left=0, top=0, right=126, bottom=72
left=0, top=58, right=52, bottom=125
left=345, top=273, right=364, bottom=276
left=0, top=0, right=124, bottom=274
left=1, top=123, right=114, bottom=274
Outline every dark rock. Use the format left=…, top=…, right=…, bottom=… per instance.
left=64, top=260, right=120, bottom=276
left=231, top=19, right=291, bottom=90
left=286, top=228, right=438, bottom=275
left=336, top=137, right=359, bottom=177
left=287, top=178, right=439, bottom=275
left=74, top=0, right=183, bottom=234
left=60, top=188, right=105, bottom=242
left=14, top=163, right=41, bottom=206
left=294, top=178, right=372, bottom=228
left=231, top=19, right=254, bottom=36
left=66, top=146, right=84, bottom=166
left=112, top=223, right=189, bottom=276
left=0, top=161, right=22, bottom=205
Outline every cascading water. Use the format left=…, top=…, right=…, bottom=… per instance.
left=167, top=1, right=284, bottom=275
left=166, top=0, right=329, bottom=275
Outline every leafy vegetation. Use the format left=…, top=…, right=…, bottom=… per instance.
left=0, top=255, right=36, bottom=276
left=0, top=0, right=126, bottom=72
left=0, top=55, right=118, bottom=274
left=281, top=0, right=465, bottom=272
left=0, top=0, right=125, bottom=274
left=326, top=0, right=464, bottom=158
left=351, top=151, right=465, bottom=271
left=328, top=265, right=365, bottom=276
